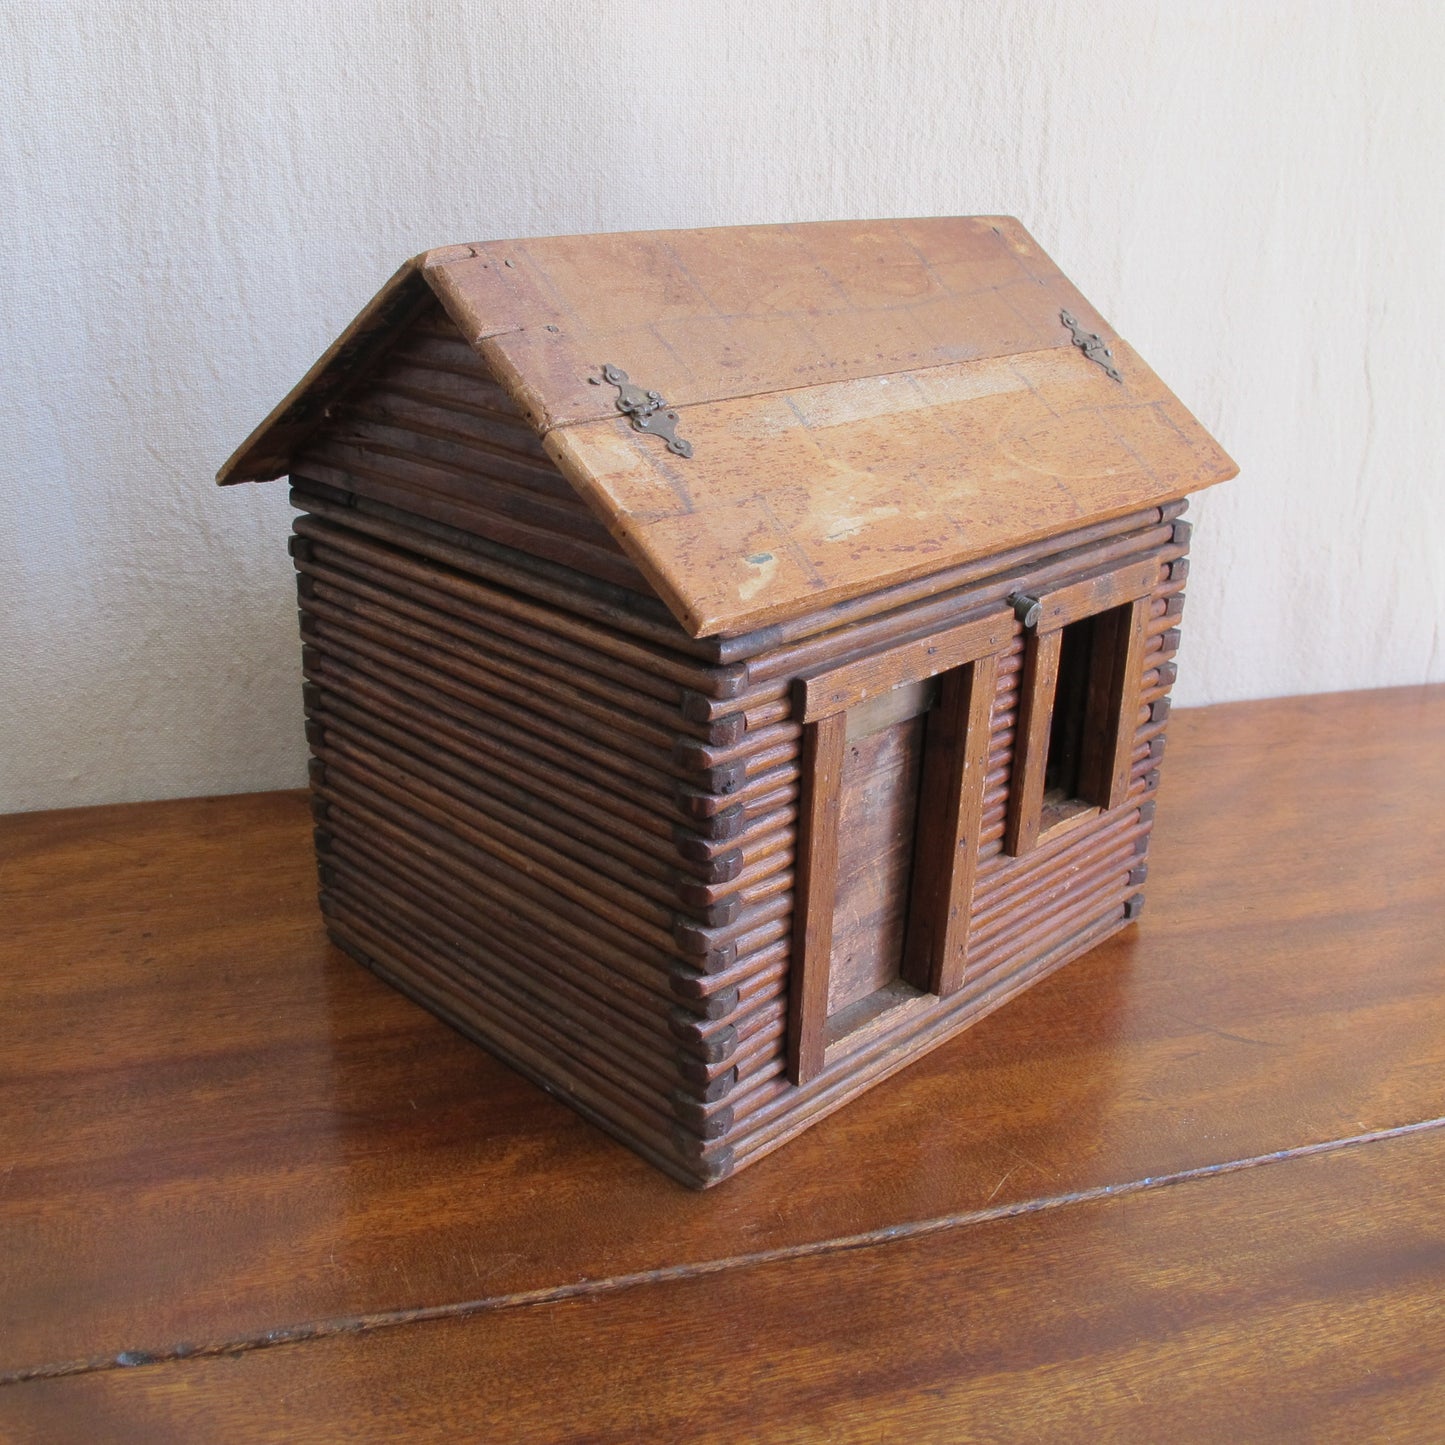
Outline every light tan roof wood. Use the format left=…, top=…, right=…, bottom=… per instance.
left=544, top=339, right=1234, bottom=635
left=219, top=217, right=1237, bottom=637
left=423, top=218, right=1106, bottom=432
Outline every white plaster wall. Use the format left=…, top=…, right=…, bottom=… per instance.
left=2, top=0, right=1441, bottom=812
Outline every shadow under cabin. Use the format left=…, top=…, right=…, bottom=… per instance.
left=218, top=217, right=1237, bottom=1186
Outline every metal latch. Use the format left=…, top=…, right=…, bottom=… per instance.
left=591, top=365, right=694, bottom=458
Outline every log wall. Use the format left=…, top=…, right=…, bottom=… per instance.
left=291, top=458, right=1187, bottom=1185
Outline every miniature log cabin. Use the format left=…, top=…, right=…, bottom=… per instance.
left=220, top=218, right=1236, bottom=1187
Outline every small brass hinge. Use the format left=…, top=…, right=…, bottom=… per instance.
left=591, top=364, right=694, bottom=457
left=1060, top=310, right=1123, bottom=383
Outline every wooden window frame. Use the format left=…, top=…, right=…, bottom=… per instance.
left=787, top=610, right=1013, bottom=1085
left=1003, top=558, right=1158, bottom=857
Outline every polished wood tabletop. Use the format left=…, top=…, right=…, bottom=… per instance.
left=2, top=686, right=1443, bottom=1442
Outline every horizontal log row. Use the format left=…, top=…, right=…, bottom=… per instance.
left=295, top=490, right=807, bottom=1183
left=294, top=299, right=646, bottom=590
left=293, top=471, right=1187, bottom=677
left=727, top=902, right=1136, bottom=1171
left=291, top=539, right=801, bottom=916
left=321, top=907, right=715, bottom=1189
left=712, top=501, right=1192, bottom=663
left=291, top=481, right=712, bottom=660
left=309, top=737, right=747, bottom=1175
left=677, top=530, right=1181, bottom=1134
left=588, top=563, right=1185, bottom=1030
left=713, top=812, right=1156, bottom=1133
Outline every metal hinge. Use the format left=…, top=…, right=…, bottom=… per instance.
left=591, top=364, right=694, bottom=458
left=1060, top=310, right=1123, bottom=383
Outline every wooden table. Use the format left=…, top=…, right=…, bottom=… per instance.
left=2, top=686, right=1443, bottom=1443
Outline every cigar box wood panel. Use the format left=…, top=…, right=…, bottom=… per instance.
left=785, top=712, right=845, bottom=1085
left=229, top=219, right=1230, bottom=643
left=903, top=654, right=1000, bottom=998
left=544, top=340, right=1229, bottom=638
left=827, top=704, right=931, bottom=1015
left=794, top=610, right=1014, bottom=722
left=423, top=217, right=1103, bottom=429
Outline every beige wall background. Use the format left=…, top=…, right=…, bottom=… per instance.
left=2, top=0, right=1441, bottom=812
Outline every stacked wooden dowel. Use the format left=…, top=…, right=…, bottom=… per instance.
left=294, top=467, right=1188, bottom=1184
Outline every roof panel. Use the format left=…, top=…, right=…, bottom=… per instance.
left=543, top=340, right=1235, bottom=637
left=219, top=217, right=1236, bottom=638
left=425, top=217, right=1106, bottom=430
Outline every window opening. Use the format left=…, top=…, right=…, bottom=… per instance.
left=1046, top=613, right=1097, bottom=803
left=1007, top=581, right=1153, bottom=857
left=1038, top=607, right=1133, bottom=835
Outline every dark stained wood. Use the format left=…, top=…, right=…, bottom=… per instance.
left=294, top=298, right=649, bottom=591
left=18, top=502, right=1224, bottom=1185
left=786, top=711, right=846, bottom=1084
left=1003, top=625, right=1061, bottom=855
left=729, top=505, right=1185, bottom=666
left=1032, top=554, right=1161, bottom=633
left=291, top=487, right=723, bottom=665
left=903, top=653, right=1000, bottom=997
left=12, top=1129, right=1442, bottom=1443
left=294, top=477, right=1183, bottom=680
left=1087, top=593, right=1154, bottom=809
left=826, top=707, right=930, bottom=1014
left=795, top=608, right=1013, bottom=721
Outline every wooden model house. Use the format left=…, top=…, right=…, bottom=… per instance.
left=220, top=218, right=1236, bottom=1186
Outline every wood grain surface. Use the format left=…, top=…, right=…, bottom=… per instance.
left=425, top=217, right=1101, bottom=429
left=2, top=685, right=1443, bottom=1440
left=544, top=339, right=1231, bottom=636
left=219, top=217, right=1236, bottom=639
left=11, top=1129, right=1441, bottom=1444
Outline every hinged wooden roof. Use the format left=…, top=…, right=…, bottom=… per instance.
left=220, top=217, right=1236, bottom=637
